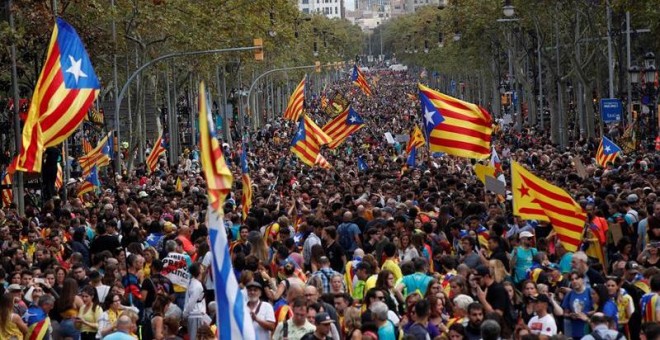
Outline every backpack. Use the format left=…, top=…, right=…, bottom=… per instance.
left=590, top=330, right=625, bottom=340
left=338, top=223, right=354, bottom=250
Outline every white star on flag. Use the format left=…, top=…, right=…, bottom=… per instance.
left=65, top=55, right=88, bottom=83
left=604, top=146, right=611, bottom=153
left=424, top=106, right=436, bottom=126
left=349, top=116, right=357, bottom=123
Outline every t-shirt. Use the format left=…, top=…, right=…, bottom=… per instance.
left=273, top=319, right=316, bottom=340
left=378, top=321, right=397, bottom=340
left=561, top=287, right=593, bottom=338
left=559, top=252, right=573, bottom=274
left=250, top=301, right=275, bottom=340
left=103, top=331, right=135, bottom=340
left=463, top=252, right=481, bottom=269
left=202, top=251, right=214, bottom=291
left=485, top=282, right=514, bottom=324
left=407, top=322, right=431, bottom=340
left=401, top=273, right=433, bottom=296
left=513, top=246, right=537, bottom=283
left=382, top=259, right=403, bottom=283
left=325, top=241, right=345, bottom=273
left=528, top=314, right=557, bottom=336
left=337, top=222, right=361, bottom=254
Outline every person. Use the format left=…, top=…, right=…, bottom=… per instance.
left=591, top=284, right=619, bottom=327
left=511, top=231, right=537, bottom=284
left=54, top=278, right=83, bottom=340
left=480, top=319, right=501, bottom=340
left=77, top=285, right=102, bottom=340
left=382, top=242, right=404, bottom=283
left=448, top=323, right=467, bottom=340
left=526, top=294, right=557, bottom=337
left=150, top=295, right=170, bottom=340
left=397, top=257, right=432, bottom=296
left=562, top=270, right=594, bottom=339
left=464, top=302, right=484, bottom=340
left=273, top=297, right=316, bottom=340
left=406, top=299, right=431, bottom=340
left=183, top=263, right=207, bottom=340
left=301, top=312, right=334, bottom=340
left=337, top=211, right=361, bottom=258
left=473, top=265, right=513, bottom=327
left=372, top=301, right=397, bottom=340
left=571, top=251, right=605, bottom=285
left=246, top=281, right=276, bottom=339
left=24, top=294, right=55, bottom=339
left=0, top=292, right=27, bottom=339
left=579, top=313, right=625, bottom=340
left=311, top=256, right=342, bottom=294
left=641, top=274, right=660, bottom=324
left=103, top=315, right=135, bottom=340
left=343, top=306, right=362, bottom=340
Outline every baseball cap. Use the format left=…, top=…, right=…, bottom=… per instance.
left=625, top=261, right=641, bottom=273
left=627, top=194, right=639, bottom=203
left=474, top=265, right=490, bottom=277
left=315, top=312, right=333, bottom=324
left=529, top=294, right=551, bottom=304
left=138, top=191, right=149, bottom=198
left=246, top=281, right=262, bottom=289
left=519, top=231, right=534, bottom=239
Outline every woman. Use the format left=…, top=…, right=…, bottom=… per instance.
left=55, top=278, right=83, bottom=340
left=329, top=274, right=345, bottom=295
left=151, top=295, right=170, bottom=340
left=424, top=279, right=443, bottom=299
left=143, top=247, right=158, bottom=278
left=503, top=281, right=522, bottom=325
left=265, top=261, right=304, bottom=302
left=9, top=272, right=21, bottom=285
left=0, top=292, right=27, bottom=339
left=98, top=293, right=132, bottom=338
left=343, top=306, right=362, bottom=340
left=77, top=286, right=102, bottom=340
left=591, top=283, right=618, bottom=327
left=489, top=259, right=510, bottom=283
left=637, top=242, right=660, bottom=269
left=448, top=275, right=468, bottom=299
left=428, top=295, right=450, bottom=334
left=519, top=280, right=538, bottom=324
left=375, top=269, right=403, bottom=314
left=448, top=323, right=467, bottom=340
left=606, top=276, right=634, bottom=337
left=398, top=233, right=419, bottom=262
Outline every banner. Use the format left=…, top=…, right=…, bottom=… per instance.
left=324, top=93, right=349, bottom=117
left=161, top=252, right=191, bottom=287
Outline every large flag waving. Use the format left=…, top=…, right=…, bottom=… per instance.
left=406, top=126, right=426, bottom=154
left=240, top=145, right=252, bottom=221
left=17, top=18, right=100, bottom=173
left=315, top=154, right=332, bottom=169
left=352, top=65, right=372, bottom=96
left=418, top=84, right=492, bottom=159
left=199, top=81, right=254, bottom=340
left=290, top=115, right=333, bottom=167
left=595, top=136, right=621, bottom=167
left=284, top=75, right=306, bottom=122
left=511, top=161, right=586, bottom=252
left=321, top=107, right=364, bottom=149
left=146, top=131, right=166, bottom=173
left=78, top=132, right=112, bottom=178
left=78, top=165, right=100, bottom=198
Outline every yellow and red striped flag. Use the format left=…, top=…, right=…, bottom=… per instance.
left=1, top=172, right=12, bottom=207
left=290, top=115, right=333, bottom=167
left=82, top=138, right=93, bottom=154
left=321, top=107, right=364, bottom=149
left=315, top=154, right=332, bottom=169
left=55, top=164, right=63, bottom=191
left=352, top=65, right=372, bottom=96
left=146, top=131, right=166, bottom=173
left=175, top=177, right=183, bottom=192
left=77, top=165, right=100, bottom=199
left=406, top=126, right=426, bottom=154
left=240, top=146, right=252, bottom=221
left=511, top=161, right=586, bottom=252
left=78, top=131, right=111, bottom=178
left=283, top=75, right=306, bottom=122
left=199, top=82, right=233, bottom=212
left=595, top=136, right=621, bottom=167
left=17, top=18, right=100, bottom=173
left=418, top=84, right=492, bottom=159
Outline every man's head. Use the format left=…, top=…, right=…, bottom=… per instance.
left=38, top=294, right=55, bottom=313
left=414, top=299, right=430, bottom=321
left=314, top=312, right=333, bottom=336
left=370, top=301, right=389, bottom=323
left=333, top=293, right=351, bottom=315
left=116, top=315, right=133, bottom=332
left=480, top=319, right=501, bottom=340
left=569, top=270, right=585, bottom=291
left=571, top=251, right=589, bottom=274
left=531, top=294, right=550, bottom=315
left=461, top=236, right=475, bottom=253
left=355, top=262, right=372, bottom=280
left=304, top=285, right=319, bottom=304
left=291, top=297, right=308, bottom=326
left=467, top=302, right=484, bottom=327
left=474, top=265, right=492, bottom=288
left=246, top=281, right=262, bottom=303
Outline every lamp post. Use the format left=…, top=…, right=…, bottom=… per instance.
left=642, top=52, right=658, bottom=149
left=497, top=0, right=520, bottom=131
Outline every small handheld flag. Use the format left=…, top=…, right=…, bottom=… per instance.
left=321, top=107, right=365, bottom=149
left=352, top=65, right=372, bottom=96
left=146, top=131, right=166, bottom=173
left=357, top=156, right=369, bottom=172
left=595, top=136, right=621, bottom=167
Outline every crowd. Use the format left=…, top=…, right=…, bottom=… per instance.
left=0, top=70, right=660, bottom=340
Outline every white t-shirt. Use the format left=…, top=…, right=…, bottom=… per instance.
left=250, top=301, right=275, bottom=340
left=201, top=251, right=214, bottom=290
left=528, top=313, right=557, bottom=336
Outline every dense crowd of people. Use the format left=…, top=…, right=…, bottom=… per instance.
left=1, top=70, right=660, bottom=340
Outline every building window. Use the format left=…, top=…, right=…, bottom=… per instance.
left=335, top=7, right=338, bottom=14
left=302, top=0, right=308, bottom=3
left=303, top=8, right=309, bottom=13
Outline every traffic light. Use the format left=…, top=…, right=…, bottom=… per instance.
left=254, top=38, right=264, bottom=61
left=315, top=61, right=321, bottom=73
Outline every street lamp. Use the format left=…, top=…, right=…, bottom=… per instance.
left=644, top=52, right=656, bottom=68
left=268, top=12, right=277, bottom=37
left=453, top=32, right=461, bottom=41
left=629, top=65, right=640, bottom=85
left=645, top=65, right=657, bottom=84
left=503, top=0, right=515, bottom=18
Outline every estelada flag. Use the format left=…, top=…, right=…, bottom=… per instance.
left=406, top=126, right=426, bottom=154
left=322, top=107, right=364, bottom=149
left=17, top=18, right=100, bottom=173
left=511, top=161, right=586, bottom=252
left=283, top=75, right=306, bottom=122
left=418, top=84, right=492, bottom=159
left=290, top=115, right=332, bottom=167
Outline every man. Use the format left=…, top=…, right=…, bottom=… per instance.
left=337, top=211, right=361, bottom=258
left=510, top=230, right=537, bottom=284
left=24, top=294, right=54, bottom=339
left=464, top=302, right=484, bottom=340
left=183, top=263, right=206, bottom=340
left=556, top=241, right=574, bottom=275
left=303, top=221, right=322, bottom=272
left=161, top=239, right=192, bottom=309
left=641, top=274, right=660, bottom=324
left=527, top=294, right=557, bottom=336
left=473, top=265, right=513, bottom=332
left=311, top=256, right=341, bottom=294
left=406, top=299, right=431, bottom=340
left=480, top=319, right=501, bottom=340
left=580, top=313, right=625, bottom=340
left=103, top=315, right=135, bottom=340
left=322, top=226, right=345, bottom=273
left=372, top=301, right=397, bottom=340
left=122, top=254, right=150, bottom=310
left=301, top=312, right=334, bottom=340
left=571, top=251, right=605, bottom=285
left=561, top=270, right=594, bottom=339
left=381, top=242, right=403, bottom=283
left=459, top=236, right=480, bottom=269
left=71, top=264, right=90, bottom=289
left=333, top=292, right=351, bottom=326
left=396, top=257, right=432, bottom=296
left=304, top=285, right=339, bottom=324
left=246, top=281, right=276, bottom=340
left=273, top=297, right=316, bottom=340
left=89, top=222, right=120, bottom=258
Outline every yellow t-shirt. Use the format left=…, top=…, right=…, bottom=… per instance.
left=78, top=304, right=102, bottom=333
left=382, top=259, right=403, bottom=283
left=364, top=274, right=378, bottom=294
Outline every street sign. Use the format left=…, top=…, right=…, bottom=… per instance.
left=600, top=98, right=622, bottom=123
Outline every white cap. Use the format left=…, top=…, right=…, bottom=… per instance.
left=519, top=231, right=534, bottom=239
left=138, top=191, right=149, bottom=198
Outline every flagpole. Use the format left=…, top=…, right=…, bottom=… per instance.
left=8, top=0, right=25, bottom=215
left=111, top=0, right=121, bottom=175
